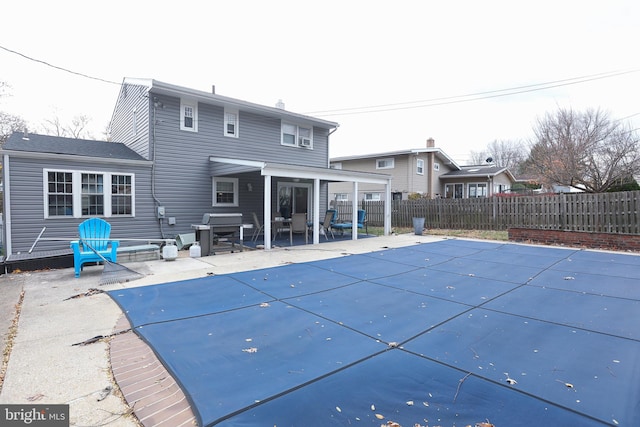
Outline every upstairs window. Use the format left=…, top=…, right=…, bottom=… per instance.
left=416, top=159, right=424, bottom=175
left=434, top=162, right=440, bottom=171
left=224, top=110, right=238, bottom=137
left=180, top=100, right=198, bottom=132
left=376, top=158, right=394, bottom=169
left=281, top=123, right=313, bottom=148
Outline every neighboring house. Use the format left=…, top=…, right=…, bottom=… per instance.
left=329, top=138, right=517, bottom=201
left=1, top=78, right=392, bottom=256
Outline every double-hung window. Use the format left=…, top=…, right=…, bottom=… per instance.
left=112, top=175, right=133, bottom=215
left=224, top=109, right=238, bottom=137
left=81, top=173, right=104, bottom=216
left=281, top=123, right=313, bottom=148
left=45, top=170, right=135, bottom=218
left=212, top=177, right=239, bottom=207
left=416, top=159, right=424, bottom=175
left=47, top=171, right=73, bottom=216
left=180, top=99, right=198, bottom=132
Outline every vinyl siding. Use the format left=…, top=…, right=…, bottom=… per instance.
left=110, top=83, right=151, bottom=158
left=5, top=156, right=155, bottom=254
left=145, top=92, right=332, bottom=235
left=330, top=153, right=458, bottom=200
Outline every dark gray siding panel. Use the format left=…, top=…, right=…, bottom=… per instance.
left=150, top=94, right=330, bottom=167
left=147, top=94, right=332, bottom=236
left=110, top=83, right=151, bottom=159
left=6, top=156, right=156, bottom=254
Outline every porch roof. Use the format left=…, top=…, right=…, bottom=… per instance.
left=209, top=157, right=392, bottom=184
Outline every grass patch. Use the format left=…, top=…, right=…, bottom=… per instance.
left=368, top=226, right=508, bottom=241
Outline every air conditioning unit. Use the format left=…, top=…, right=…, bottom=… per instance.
left=299, top=138, right=312, bottom=147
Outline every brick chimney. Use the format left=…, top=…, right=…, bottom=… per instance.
left=426, top=137, right=435, bottom=148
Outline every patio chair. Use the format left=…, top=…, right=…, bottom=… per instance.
left=251, top=212, right=264, bottom=242
left=272, top=211, right=290, bottom=240
left=289, top=213, right=309, bottom=245
left=70, top=218, right=120, bottom=278
left=332, top=209, right=368, bottom=236
left=320, top=210, right=336, bottom=239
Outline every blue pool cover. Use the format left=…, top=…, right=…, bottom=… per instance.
left=108, top=240, right=640, bottom=426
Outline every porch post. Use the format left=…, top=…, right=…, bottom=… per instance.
left=385, top=178, right=392, bottom=235
left=264, top=174, right=272, bottom=250
left=351, top=181, right=359, bottom=241
left=313, top=178, right=320, bottom=244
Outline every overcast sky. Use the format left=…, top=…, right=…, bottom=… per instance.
left=1, top=0, right=639, bottom=163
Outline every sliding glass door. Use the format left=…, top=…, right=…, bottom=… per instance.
left=277, top=182, right=311, bottom=218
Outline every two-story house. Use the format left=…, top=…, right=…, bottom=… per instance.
left=1, top=78, right=392, bottom=258
left=329, top=138, right=516, bottom=201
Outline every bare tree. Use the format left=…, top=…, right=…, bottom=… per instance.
left=0, top=111, right=27, bottom=144
left=41, top=113, right=93, bottom=139
left=0, top=81, right=28, bottom=144
left=526, top=108, right=640, bottom=193
left=469, top=139, right=528, bottom=171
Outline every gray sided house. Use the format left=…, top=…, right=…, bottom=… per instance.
left=2, top=133, right=153, bottom=255
left=329, top=138, right=517, bottom=201
left=2, top=78, right=392, bottom=256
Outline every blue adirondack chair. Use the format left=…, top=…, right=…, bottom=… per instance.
left=332, top=209, right=368, bottom=235
left=70, top=218, right=119, bottom=278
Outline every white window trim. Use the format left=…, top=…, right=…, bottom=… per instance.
left=43, top=169, right=135, bottom=218
left=180, top=99, right=198, bottom=132
left=445, top=183, right=464, bottom=199
left=468, top=182, right=488, bottom=198
left=364, top=192, right=381, bottom=201
left=212, top=177, right=239, bottom=207
left=434, top=162, right=440, bottom=171
left=281, top=122, right=313, bottom=149
left=224, top=109, right=239, bottom=138
left=416, top=159, right=424, bottom=175
left=335, top=193, right=348, bottom=201
left=376, top=158, right=394, bottom=169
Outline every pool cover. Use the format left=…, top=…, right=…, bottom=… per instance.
left=108, top=240, right=640, bottom=426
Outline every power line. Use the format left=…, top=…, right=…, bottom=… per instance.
left=306, top=68, right=640, bottom=117
left=0, top=44, right=121, bottom=86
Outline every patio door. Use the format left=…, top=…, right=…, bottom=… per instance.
left=277, top=182, right=311, bottom=218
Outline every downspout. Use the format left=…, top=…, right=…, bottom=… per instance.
left=427, top=152, right=434, bottom=198
left=151, top=98, right=166, bottom=238
left=2, top=154, right=11, bottom=257
left=326, top=126, right=338, bottom=168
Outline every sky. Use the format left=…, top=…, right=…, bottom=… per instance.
left=1, top=0, right=639, bottom=164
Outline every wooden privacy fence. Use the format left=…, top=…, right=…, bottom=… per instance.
left=334, top=191, right=640, bottom=234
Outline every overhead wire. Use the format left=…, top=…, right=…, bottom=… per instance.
left=2, top=42, right=638, bottom=128
left=0, top=44, right=121, bottom=86
left=306, top=68, right=640, bottom=117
